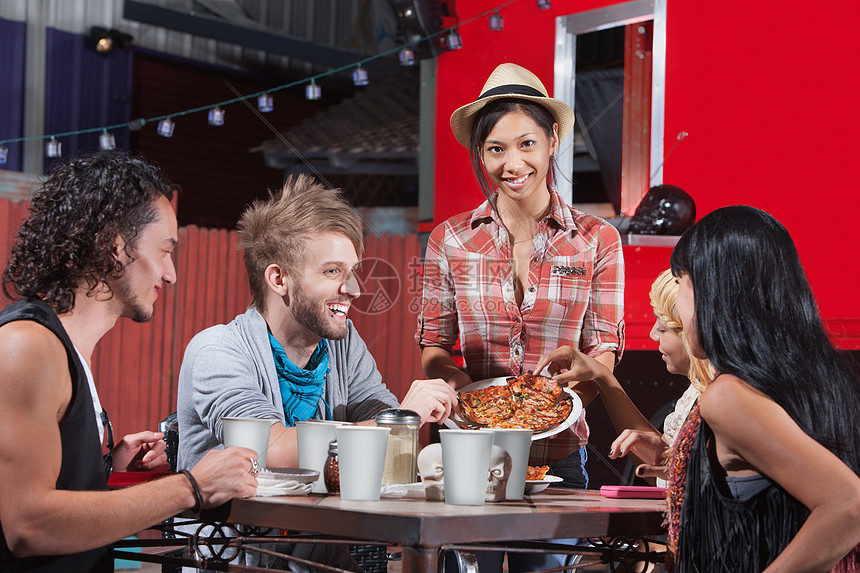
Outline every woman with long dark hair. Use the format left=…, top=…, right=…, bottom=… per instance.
left=667, top=205, right=860, bottom=571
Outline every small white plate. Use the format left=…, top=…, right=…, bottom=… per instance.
left=255, top=467, right=319, bottom=497
left=524, top=475, right=563, bottom=494
left=256, top=482, right=314, bottom=497
left=444, top=377, right=583, bottom=441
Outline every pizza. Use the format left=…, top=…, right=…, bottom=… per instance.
left=457, top=372, right=573, bottom=433
left=526, top=465, right=550, bottom=480
left=457, top=384, right=514, bottom=425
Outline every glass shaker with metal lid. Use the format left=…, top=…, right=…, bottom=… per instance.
left=323, top=439, right=340, bottom=494
left=374, top=409, right=420, bottom=486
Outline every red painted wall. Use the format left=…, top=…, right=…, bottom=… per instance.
left=433, top=0, right=860, bottom=349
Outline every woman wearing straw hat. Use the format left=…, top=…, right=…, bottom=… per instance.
left=416, top=62, right=624, bottom=570
left=418, top=61, right=624, bottom=483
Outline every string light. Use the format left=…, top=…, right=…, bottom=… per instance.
left=46, top=137, right=62, bottom=158
left=156, top=118, right=175, bottom=138
left=305, top=79, right=322, bottom=101
left=446, top=29, right=463, bottom=50
left=489, top=11, right=504, bottom=31
left=537, top=0, right=551, bottom=9
left=98, top=129, right=116, bottom=151
left=352, top=66, right=370, bottom=87
left=257, top=93, right=274, bottom=113
left=398, top=46, right=416, bottom=67
left=208, top=107, right=225, bottom=126
left=0, top=0, right=527, bottom=161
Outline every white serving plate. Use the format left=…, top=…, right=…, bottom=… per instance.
left=524, top=475, right=563, bottom=494
left=443, top=377, right=583, bottom=441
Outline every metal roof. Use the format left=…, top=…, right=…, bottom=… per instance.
left=252, top=67, right=420, bottom=175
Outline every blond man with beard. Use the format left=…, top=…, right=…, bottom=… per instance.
left=178, top=174, right=456, bottom=473
left=177, top=174, right=457, bottom=571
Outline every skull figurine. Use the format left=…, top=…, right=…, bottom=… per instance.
left=485, top=445, right=512, bottom=502
left=417, top=443, right=445, bottom=501
left=628, top=184, right=696, bottom=235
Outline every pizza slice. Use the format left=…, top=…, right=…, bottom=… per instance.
left=458, top=384, right=514, bottom=426
left=526, top=465, right=550, bottom=480
left=508, top=372, right=563, bottom=409
left=506, top=372, right=572, bottom=432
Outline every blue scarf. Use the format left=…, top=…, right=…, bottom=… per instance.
left=268, top=332, right=331, bottom=426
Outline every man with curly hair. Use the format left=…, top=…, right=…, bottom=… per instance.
left=0, top=151, right=259, bottom=573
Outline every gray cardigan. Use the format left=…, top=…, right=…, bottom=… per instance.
left=177, top=307, right=398, bottom=470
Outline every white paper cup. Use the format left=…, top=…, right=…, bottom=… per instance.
left=336, top=426, right=391, bottom=501
left=439, top=429, right=494, bottom=506
left=481, top=428, right=533, bottom=500
left=221, top=417, right=272, bottom=468
left=297, top=420, right=353, bottom=493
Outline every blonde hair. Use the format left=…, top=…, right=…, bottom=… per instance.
left=237, top=174, right=364, bottom=312
left=649, top=269, right=714, bottom=392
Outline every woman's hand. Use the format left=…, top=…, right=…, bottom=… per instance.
left=111, top=431, right=170, bottom=472
left=609, top=429, right=669, bottom=479
left=534, top=345, right=613, bottom=390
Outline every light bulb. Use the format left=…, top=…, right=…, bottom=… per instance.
left=489, top=11, right=504, bottom=31
left=352, top=66, right=369, bottom=87
left=398, top=47, right=416, bottom=67
left=99, top=130, right=116, bottom=151
left=46, top=137, right=62, bottom=158
left=305, top=80, right=322, bottom=101
left=537, top=0, right=551, bottom=9
left=446, top=30, right=463, bottom=51
left=157, top=118, right=175, bottom=138
left=257, top=94, right=274, bottom=113
left=208, top=107, right=225, bottom=126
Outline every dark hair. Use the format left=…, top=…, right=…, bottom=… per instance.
left=670, top=205, right=860, bottom=472
left=468, top=99, right=559, bottom=202
left=3, top=151, right=176, bottom=314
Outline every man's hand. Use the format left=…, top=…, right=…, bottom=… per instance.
left=190, top=446, right=259, bottom=508
left=112, top=431, right=170, bottom=472
left=609, top=429, right=669, bottom=479
left=399, top=378, right=459, bottom=425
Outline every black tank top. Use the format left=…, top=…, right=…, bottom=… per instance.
left=0, top=299, right=112, bottom=572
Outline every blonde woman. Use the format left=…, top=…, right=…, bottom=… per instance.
left=536, top=269, right=713, bottom=481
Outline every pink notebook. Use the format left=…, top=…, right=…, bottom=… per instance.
left=600, top=485, right=667, bottom=499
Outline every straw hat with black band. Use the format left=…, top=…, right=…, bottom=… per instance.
left=449, top=63, right=575, bottom=148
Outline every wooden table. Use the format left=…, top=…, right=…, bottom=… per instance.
left=196, top=488, right=666, bottom=572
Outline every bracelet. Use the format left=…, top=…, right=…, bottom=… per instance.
left=180, top=469, right=204, bottom=513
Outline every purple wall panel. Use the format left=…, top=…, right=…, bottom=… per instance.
left=44, top=27, right=132, bottom=171
left=0, top=18, right=27, bottom=172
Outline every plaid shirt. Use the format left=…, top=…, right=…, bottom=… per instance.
left=417, top=188, right=625, bottom=464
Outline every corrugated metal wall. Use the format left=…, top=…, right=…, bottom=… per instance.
left=0, top=197, right=424, bottom=441
left=0, top=0, right=389, bottom=75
